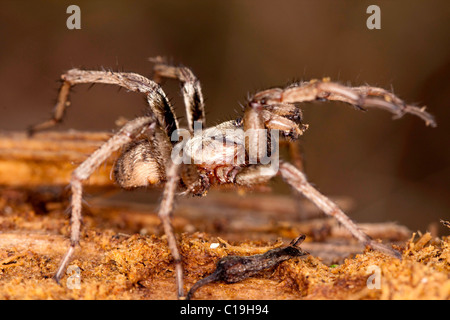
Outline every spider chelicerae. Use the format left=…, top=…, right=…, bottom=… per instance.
left=29, top=57, right=436, bottom=298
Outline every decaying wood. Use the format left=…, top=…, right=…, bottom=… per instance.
left=2, top=130, right=442, bottom=300
left=0, top=202, right=449, bottom=300
left=0, top=131, right=115, bottom=187
left=86, top=194, right=411, bottom=264
left=0, top=129, right=412, bottom=264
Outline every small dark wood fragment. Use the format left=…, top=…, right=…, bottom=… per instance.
left=186, top=235, right=309, bottom=300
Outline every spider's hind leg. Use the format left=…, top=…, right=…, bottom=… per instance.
left=28, top=69, right=179, bottom=138
left=53, top=116, right=157, bottom=283
left=27, top=80, right=72, bottom=135
left=250, top=79, right=436, bottom=127
left=150, top=57, right=206, bottom=132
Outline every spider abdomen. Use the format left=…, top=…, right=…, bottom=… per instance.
left=113, top=139, right=163, bottom=189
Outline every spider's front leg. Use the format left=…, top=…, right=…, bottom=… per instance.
left=241, top=79, right=431, bottom=258
left=279, top=162, right=402, bottom=259
left=250, top=79, right=436, bottom=127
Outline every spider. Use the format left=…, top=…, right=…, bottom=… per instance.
left=28, top=57, right=436, bottom=299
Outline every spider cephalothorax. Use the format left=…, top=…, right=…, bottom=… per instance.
left=29, top=56, right=436, bottom=298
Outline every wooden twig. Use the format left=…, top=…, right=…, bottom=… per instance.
left=186, top=235, right=308, bottom=299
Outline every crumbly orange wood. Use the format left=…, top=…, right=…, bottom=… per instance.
left=0, top=131, right=115, bottom=187
left=0, top=188, right=448, bottom=300
left=0, top=131, right=443, bottom=299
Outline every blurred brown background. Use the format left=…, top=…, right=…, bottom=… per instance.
left=0, top=1, right=449, bottom=233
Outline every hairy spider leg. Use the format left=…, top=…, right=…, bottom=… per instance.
left=251, top=79, right=436, bottom=127
left=158, top=161, right=185, bottom=298
left=54, top=116, right=157, bottom=282
left=351, top=85, right=435, bottom=125
left=242, top=78, right=437, bottom=258
left=279, top=162, right=401, bottom=258
left=29, top=66, right=203, bottom=299
left=32, top=62, right=436, bottom=298
left=279, top=140, right=305, bottom=172
left=28, top=69, right=180, bottom=138
left=150, top=56, right=206, bottom=132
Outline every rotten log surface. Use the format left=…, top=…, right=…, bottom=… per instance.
left=1, top=188, right=448, bottom=300
left=0, top=130, right=115, bottom=187
left=0, top=130, right=412, bottom=263
left=2, top=130, right=441, bottom=300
